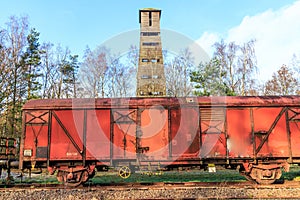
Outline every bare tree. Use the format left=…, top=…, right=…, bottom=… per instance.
left=290, top=54, right=300, bottom=94
left=38, top=44, right=78, bottom=99
left=238, top=39, right=257, bottom=95
left=165, top=57, right=181, bottom=97
left=1, top=16, right=29, bottom=137
left=79, top=46, right=109, bottom=98
left=264, top=65, right=299, bottom=95
left=127, top=45, right=139, bottom=71
left=210, top=39, right=257, bottom=96
left=40, top=42, right=55, bottom=98
left=79, top=45, right=136, bottom=98
left=0, top=30, right=11, bottom=135
left=107, top=55, right=134, bottom=97
left=0, top=30, right=10, bottom=108
left=165, top=48, right=194, bottom=97
left=214, top=40, right=239, bottom=93
left=126, top=45, right=138, bottom=95
left=55, top=45, right=70, bottom=98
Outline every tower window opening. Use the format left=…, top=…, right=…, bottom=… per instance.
left=142, top=42, right=159, bottom=46
left=149, top=12, right=152, bottom=26
left=142, top=58, right=149, bottom=62
left=141, top=75, right=150, bottom=79
left=141, top=32, right=160, bottom=36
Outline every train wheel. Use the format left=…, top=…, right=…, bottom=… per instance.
left=57, top=169, right=90, bottom=187
left=250, top=168, right=281, bottom=185
left=239, top=171, right=256, bottom=183
left=56, top=170, right=64, bottom=182
left=118, top=166, right=131, bottom=179
left=81, top=170, right=89, bottom=183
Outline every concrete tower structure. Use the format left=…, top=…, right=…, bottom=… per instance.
left=137, top=8, right=166, bottom=97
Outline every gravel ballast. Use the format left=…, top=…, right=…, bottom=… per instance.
left=1, top=186, right=300, bottom=199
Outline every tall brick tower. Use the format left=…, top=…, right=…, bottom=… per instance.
left=137, top=8, right=166, bottom=97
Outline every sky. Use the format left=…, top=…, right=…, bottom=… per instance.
left=1, top=0, right=299, bottom=81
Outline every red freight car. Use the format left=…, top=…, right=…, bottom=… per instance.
left=20, top=96, right=300, bottom=185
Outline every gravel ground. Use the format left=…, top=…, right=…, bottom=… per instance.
left=1, top=186, right=300, bottom=200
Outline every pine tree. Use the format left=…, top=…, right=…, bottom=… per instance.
left=59, top=54, right=79, bottom=98
left=21, top=28, right=43, bottom=99
left=190, top=58, right=235, bottom=96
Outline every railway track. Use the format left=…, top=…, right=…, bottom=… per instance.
left=0, top=180, right=299, bottom=190
left=0, top=181, right=300, bottom=199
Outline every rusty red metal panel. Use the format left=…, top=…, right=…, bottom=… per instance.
left=50, top=110, right=84, bottom=160
left=22, top=111, right=49, bottom=162
left=112, top=109, right=137, bottom=159
left=139, top=108, right=169, bottom=160
left=170, top=108, right=180, bottom=156
left=170, top=107, right=199, bottom=158
left=289, top=108, right=300, bottom=156
left=85, top=109, right=110, bottom=160
left=200, top=108, right=227, bottom=158
left=226, top=109, right=252, bottom=157
left=252, top=107, right=288, bottom=157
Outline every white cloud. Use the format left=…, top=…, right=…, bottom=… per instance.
left=196, top=31, right=220, bottom=57
left=197, top=1, right=300, bottom=81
